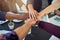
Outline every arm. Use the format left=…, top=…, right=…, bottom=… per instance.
left=27, top=0, right=38, bottom=19
left=54, top=10, right=60, bottom=15
left=3, top=23, right=32, bottom=40
left=5, top=12, right=28, bottom=20
left=27, top=0, right=42, bottom=12
left=27, top=0, right=34, bottom=10
left=14, top=15, right=37, bottom=40
left=27, top=0, right=36, bottom=12
left=38, top=0, right=60, bottom=20
left=14, top=22, right=32, bottom=40
left=38, top=0, right=60, bottom=38
left=28, top=4, right=34, bottom=11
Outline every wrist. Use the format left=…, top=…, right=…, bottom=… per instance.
left=24, top=23, right=32, bottom=28
left=29, top=9, right=34, bottom=11
left=25, top=21, right=33, bottom=26
left=28, top=4, right=34, bottom=11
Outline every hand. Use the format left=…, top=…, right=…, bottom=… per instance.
left=29, top=9, right=39, bottom=20
left=54, top=10, right=60, bottom=15
left=25, top=13, right=38, bottom=25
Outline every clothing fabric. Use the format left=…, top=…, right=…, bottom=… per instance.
left=42, top=0, right=48, bottom=10
left=27, top=0, right=42, bottom=12
left=0, top=12, right=6, bottom=21
left=48, top=0, right=52, bottom=5
left=38, top=21, right=60, bottom=38
left=0, top=31, right=18, bottom=40
left=27, top=0, right=52, bottom=12
left=0, top=0, right=24, bottom=12
left=0, top=0, right=9, bottom=12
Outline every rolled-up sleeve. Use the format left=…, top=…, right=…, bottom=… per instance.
left=0, top=12, right=6, bottom=21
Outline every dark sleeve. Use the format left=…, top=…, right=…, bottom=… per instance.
left=5, top=31, right=19, bottom=40
left=38, top=21, right=60, bottom=38
left=0, top=12, right=6, bottom=21
left=48, top=0, right=53, bottom=5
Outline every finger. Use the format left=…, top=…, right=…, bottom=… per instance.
left=29, top=12, right=32, bottom=19
left=32, top=13, right=37, bottom=21
left=33, top=11, right=38, bottom=21
left=29, top=11, right=37, bottom=21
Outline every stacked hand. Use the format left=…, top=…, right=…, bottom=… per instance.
left=25, top=9, right=39, bottom=25
left=54, top=10, right=60, bottom=15
left=29, top=9, right=39, bottom=20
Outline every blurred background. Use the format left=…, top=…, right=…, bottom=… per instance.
left=0, top=0, right=60, bottom=40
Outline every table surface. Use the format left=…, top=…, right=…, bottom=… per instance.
left=0, top=20, right=51, bottom=40
left=0, top=21, right=24, bottom=31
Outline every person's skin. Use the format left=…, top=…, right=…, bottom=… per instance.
left=14, top=13, right=38, bottom=40
left=0, top=12, right=37, bottom=40
left=5, top=12, right=29, bottom=20
left=37, top=0, right=60, bottom=38
left=0, top=34, right=3, bottom=39
left=27, top=0, right=60, bottom=38
left=0, top=0, right=60, bottom=39
left=54, top=10, right=60, bottom=15
left=0, top=0, right=29, bottom=20
left=20, top=0, right=60, bottom=39
left=28, top=4, right=39, bottom=19
left=27, top=0, right=60, bottom=20
left=38, top=0, right=60, bottom=20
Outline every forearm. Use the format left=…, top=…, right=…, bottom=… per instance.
left=14, top=13, right=29, bottom=20
left=14, top=22, right=32, bottom=40
left=5, top=12, right=17, bottom=20
left=28, top=4, right=34, bottom=10
left=38, top=1, right=60, bottom=20
left=5, top=12, right=28, bottom=20
left=27, top=0, right=34, bottom=10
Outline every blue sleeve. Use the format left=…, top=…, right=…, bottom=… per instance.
left=0, top=12, right=6, bottom=21
left=5, top=31, right=19, bottom=40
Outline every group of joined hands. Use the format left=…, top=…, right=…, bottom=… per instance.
left=25, top=0, right=60, bottom=26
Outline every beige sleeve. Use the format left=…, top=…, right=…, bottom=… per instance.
left=7, top=0, right=17, bottom=12
left=7, top=0, right=24, bottom=12
left=16, top=0, right=24, bottom=7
